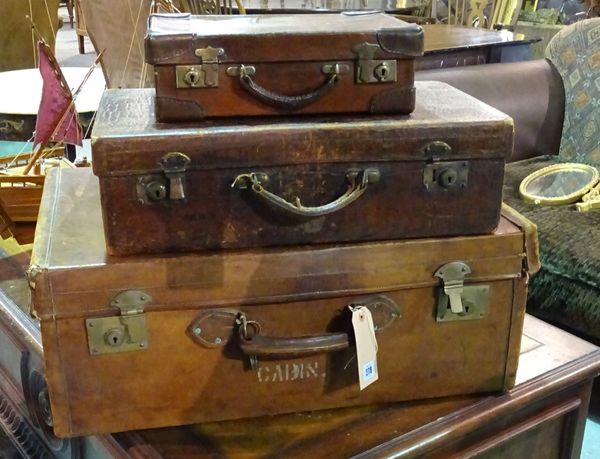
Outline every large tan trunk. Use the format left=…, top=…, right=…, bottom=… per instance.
left=146, top=13, right=423, bottom=121
left=92, top=83, right=513, bottom=256
left=29, top=168, right=537, bottom=437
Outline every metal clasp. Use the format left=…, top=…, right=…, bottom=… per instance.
left=137, top=152, right=191, bottom=204
left=435, top=262, right=490, bottom=322
left=85, top=290, right=151, bottom=355
left=235, top=313, right=262, bottom=371
left=435, top=262, right=471, bottom=314
left=175, top=46, right=224, bottom=88
left=422, top=141, right=469, bottom=191
left=353, top=42, right=397, bottom=84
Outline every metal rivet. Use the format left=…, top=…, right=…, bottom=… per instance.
left=193, top=327, right=202, bottom=336
left=214, top=337, right=222, bottom=344
left=139, top=342, right=146, bottom=348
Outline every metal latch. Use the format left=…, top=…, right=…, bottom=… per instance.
left=353, top=43, right=397, bottom=84
left=137, top=152, right=191, bottom=204
left=422, top=141, right=469, bottom=191
left=434, top=262, right=490, bottom=322
left=86, top=290, right=151, bottom=355
left=175, top=46, right=225, bottom=88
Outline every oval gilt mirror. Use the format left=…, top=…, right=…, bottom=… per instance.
left=519, top=163, right=599, bottom=206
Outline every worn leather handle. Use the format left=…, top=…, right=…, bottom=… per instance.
left=236, top=64, right=341, bottom=110
left=231, top=168, right=380, bottom=218
left=239, top=332, right=349, bottom=359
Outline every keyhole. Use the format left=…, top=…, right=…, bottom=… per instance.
left=145, top=181, right=167, bottom=202
left=104, top=328, right=125, bottom=347
left=184, top=68, right=201, bottom=87
left=438, top=168, right=459, bottom=189
left=374, top=63, right=390, bottom=81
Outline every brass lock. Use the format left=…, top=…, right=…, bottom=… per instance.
left=438, top=168, right=459, bottom=189
left=354, top=42, right=397, bottom=84
left=373, top=62, right=391, bottom=82
left=434, top=262, right=490, bottom=322
left=144, top=180, right=167, bottom=202
left=104, top=328, right=125, bottom=347
left=175, top=47, right=224, bottom=88
left=423, top=142, right=469, bottom=191
left=86, top=290, right=151, bottom=355
left=183, top=67, right=201, bottom=87
left=136, top=152, right=191, bottom=205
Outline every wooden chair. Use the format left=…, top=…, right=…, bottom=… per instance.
left=179, top=0, right=246, bottom=14
left=443, top=0, right=522, bottom=28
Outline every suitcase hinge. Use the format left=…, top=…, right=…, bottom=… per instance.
left=435, top=262, right=490, bottom=322
left=85, top=290, right=151, bottom=355
left=176, top=46, right=224, bottom=88
left=353, top=42, right=397, bottom=84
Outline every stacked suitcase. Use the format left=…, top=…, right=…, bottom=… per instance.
left=27, top=13, right=539, bottom=438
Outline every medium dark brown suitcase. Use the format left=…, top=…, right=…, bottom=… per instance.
left=145, top=12, right=423, bottom=121
left=29, top=167, right=538, bottom=437
left=91, top=83, right=514, bottom=256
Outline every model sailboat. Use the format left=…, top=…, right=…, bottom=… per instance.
left=0, top=39, right=93, bottom=245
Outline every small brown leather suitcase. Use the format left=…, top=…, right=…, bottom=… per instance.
left=145, top=12, right=423, bottom=121
left=92, top=83, right=513, bottom=256
left=29, top=167, right=538, bottom=437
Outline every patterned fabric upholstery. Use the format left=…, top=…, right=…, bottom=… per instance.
left=504, top=157, right=600, bottom=342
left=545, top=19, right=600, bottom=165
left=500, top=21, right=600, bottom=343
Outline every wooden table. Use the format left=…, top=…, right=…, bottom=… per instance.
left=0, top=240, right=599, bottom=458
left=216, top=0, right=537, bottom=70
left=418, top=25, right=538, bottom=70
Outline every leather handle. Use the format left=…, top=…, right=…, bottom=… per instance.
left=231, top=168, right=380, bottom=218
left=239, top=332, right=349, bottom=359
left=236, top=64, right=341, bottom=110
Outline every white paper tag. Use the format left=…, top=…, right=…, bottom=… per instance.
left=349, top=305, right=379, bottom=390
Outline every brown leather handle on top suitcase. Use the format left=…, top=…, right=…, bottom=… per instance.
left=232, top=63, right=343, bottom=110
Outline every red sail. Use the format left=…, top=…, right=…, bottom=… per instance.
left=33, top=41, right=83, bottom=148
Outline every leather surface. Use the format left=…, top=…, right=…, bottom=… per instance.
left=31, top=168, right=530, bottom=437
left=91, top=83, right=512, bottom=255
left=416, top=59, right=565, bottom=162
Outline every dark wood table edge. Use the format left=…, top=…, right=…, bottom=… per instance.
left=354, top=349, right=600, bottom=458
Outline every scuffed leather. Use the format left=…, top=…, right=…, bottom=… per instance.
left=416, top=60, right=565, bottom=162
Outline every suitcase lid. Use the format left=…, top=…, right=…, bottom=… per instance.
left=29, top=168, right=534, bottom=320
left=91, top=82, right=514, bottom=177
left=145, top=12, right=424, bottom=65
